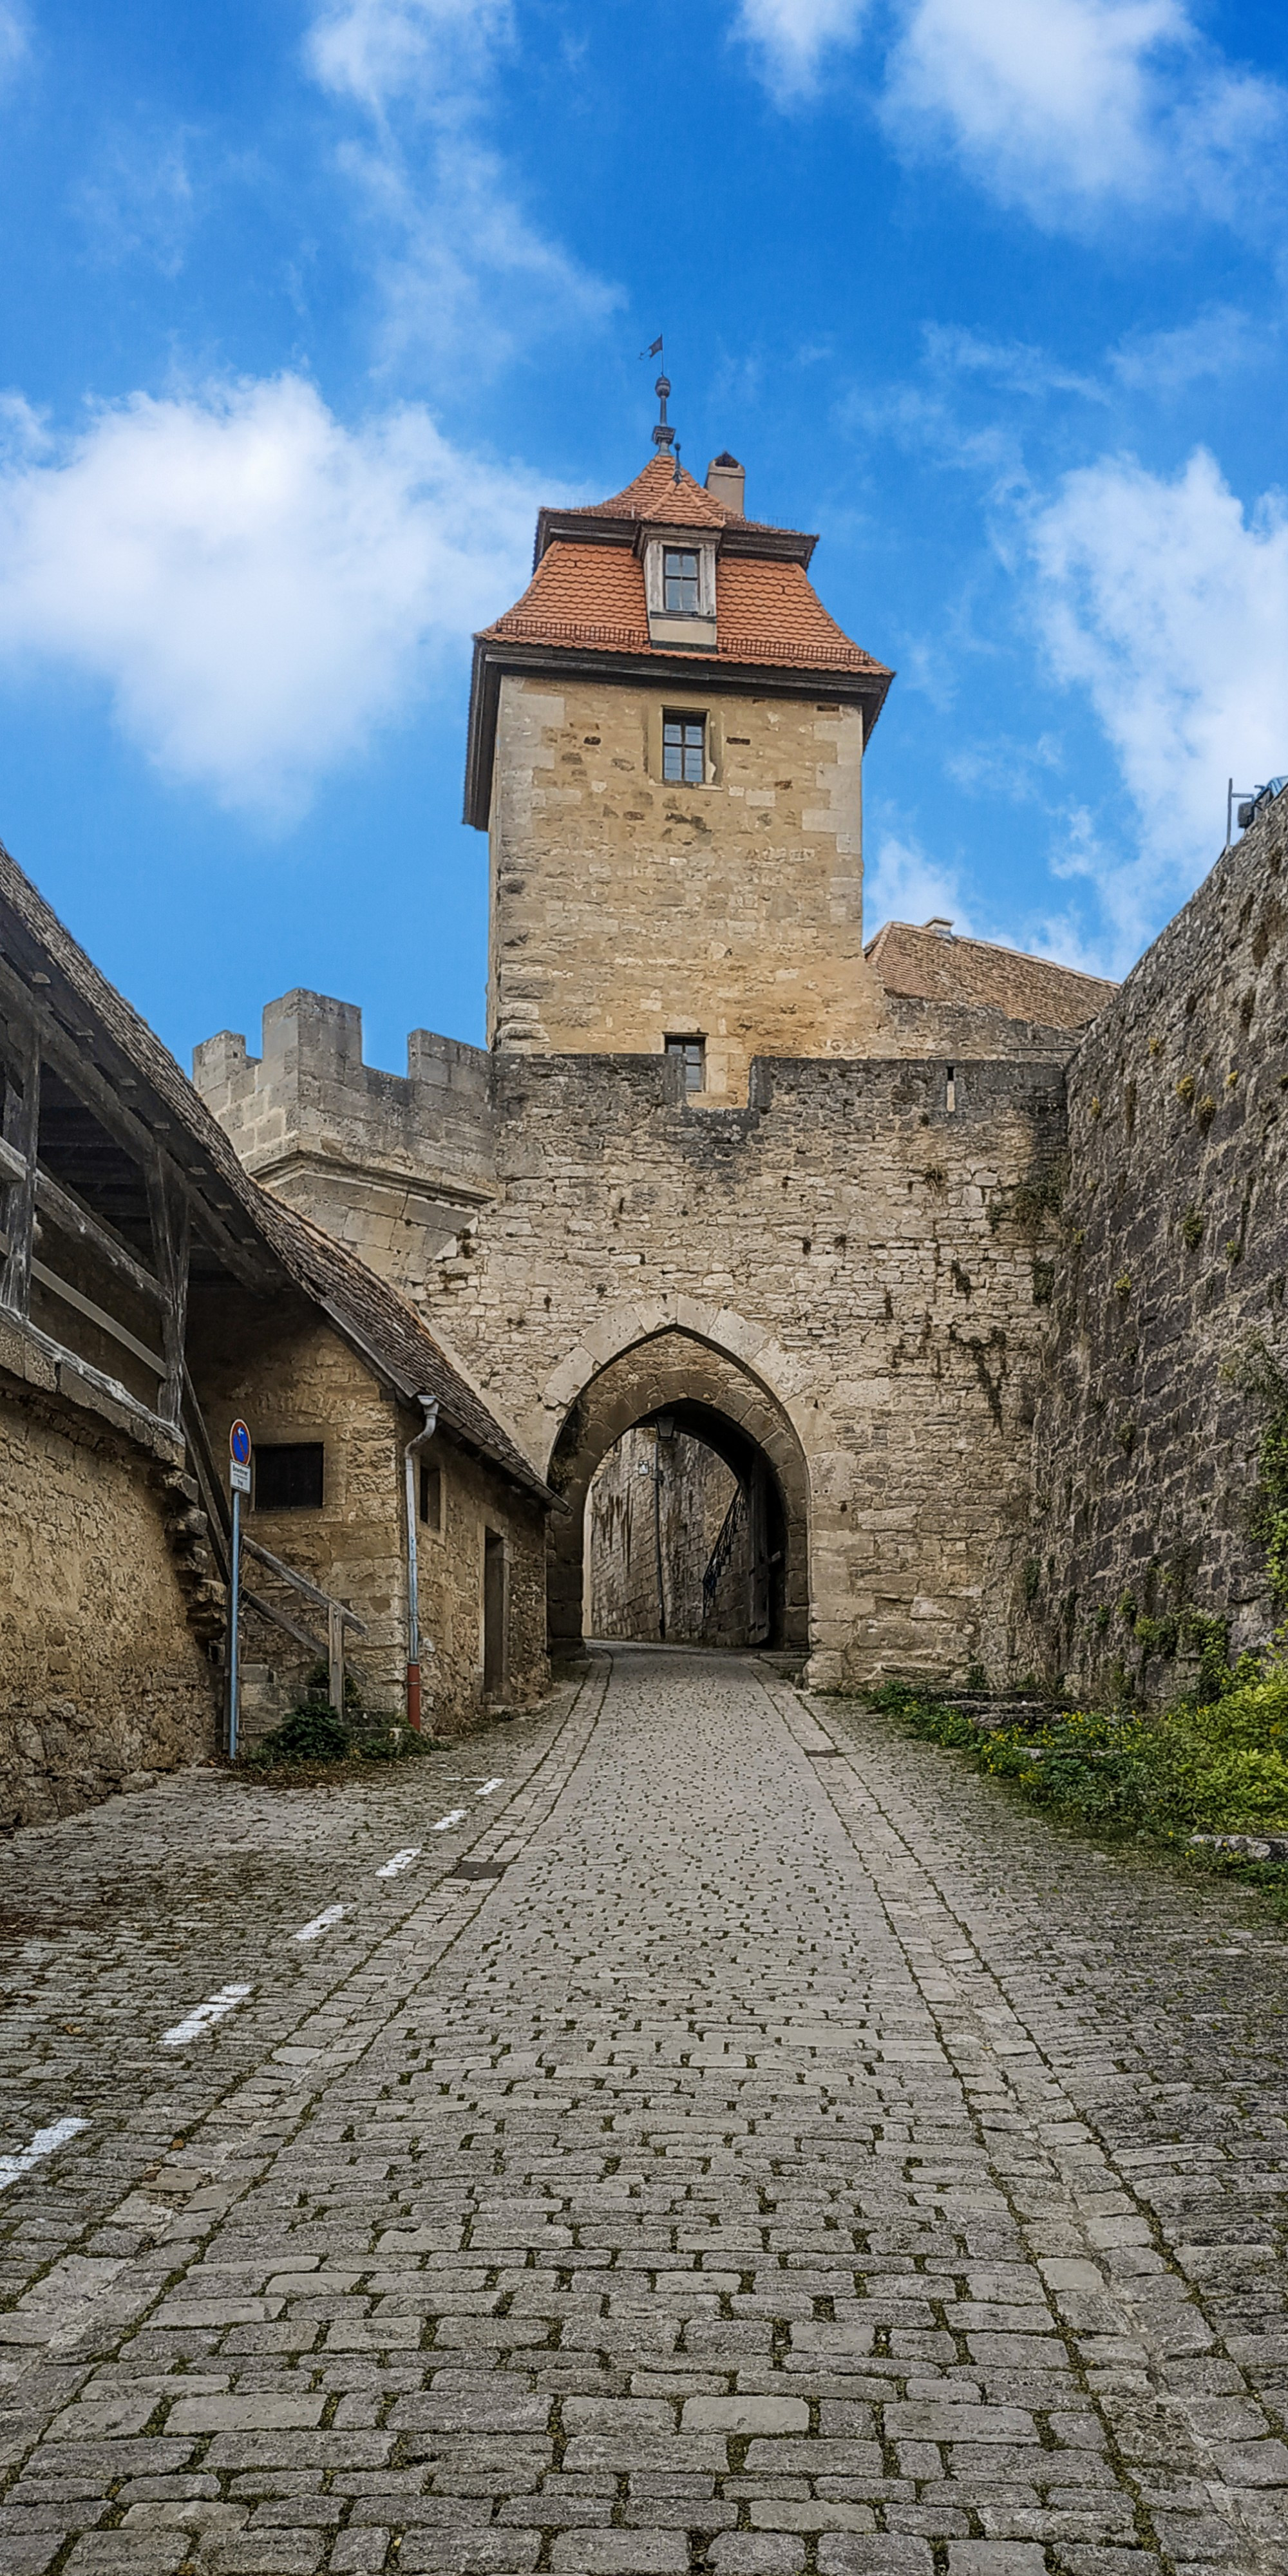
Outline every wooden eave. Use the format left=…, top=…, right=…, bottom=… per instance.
left=533, top=507, right=818, bottom=572
left=0, top=937, right=278, bottom=1295
left=463, top=631, right=893, bottom=831
left=2, top=841, right=553, bottom=1511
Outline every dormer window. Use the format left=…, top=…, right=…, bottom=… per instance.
left=664, top=549, right=701, bottom=614
left=643, top=529, right=717, bottom=650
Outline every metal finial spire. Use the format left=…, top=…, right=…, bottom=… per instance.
left=652, top=368, right=675, bottom=453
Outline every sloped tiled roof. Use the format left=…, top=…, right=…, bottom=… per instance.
left=866, top=918, right=1117, bottom=1030
left=485, top=541, right=648, bottom=652
left=0, top=837, right=552, bottom=1503
left=580, top=453, right=735, bottom=527
left=263, top=1202, right=553, bottom=1503
left=482, top=540, right=889, bottom=678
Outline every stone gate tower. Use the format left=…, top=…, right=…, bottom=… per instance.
left=196, top=410, right=1114, bottom=1690
left=466, top=417, right=898, bottom=1100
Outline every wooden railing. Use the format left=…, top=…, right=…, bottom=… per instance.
left=240, top=1535, right=367, bottom=1718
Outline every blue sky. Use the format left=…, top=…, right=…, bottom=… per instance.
left=1, top=0, right=1286, bottom=1074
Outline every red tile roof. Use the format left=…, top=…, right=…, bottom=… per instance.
left=485, top=540, right=648, bottom=652
left=866, top=920, right=1117, bottom=1029
left=481, top=539, right=889, bottom=679
left=580, top=453, right=734, bottom=527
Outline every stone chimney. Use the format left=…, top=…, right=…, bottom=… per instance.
left=705, top=452, right=745, bottom=516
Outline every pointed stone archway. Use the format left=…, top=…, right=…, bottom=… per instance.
left=545, top=1326, right=810, bottom=1655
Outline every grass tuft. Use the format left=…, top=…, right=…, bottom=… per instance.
left=866, top=1671, right=1288, bottom=1910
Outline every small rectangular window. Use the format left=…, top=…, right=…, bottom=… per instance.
left=254, top=1442, right=324, bottom=1511
left=665, top=1034, right=706, bottom=1094
left=419, top=1460, right=442, bottom=1529
left=663, top=547, right=700, bottom=613
left=662, top=712, right=705, bottom=784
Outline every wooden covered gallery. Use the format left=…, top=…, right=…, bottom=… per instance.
left=0, top=844, right=552, bottom=1830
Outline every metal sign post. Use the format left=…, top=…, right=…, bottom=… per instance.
left=228, top=1420, right=251, bottom=1759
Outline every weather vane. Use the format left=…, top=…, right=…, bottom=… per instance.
left=641, top=335, right=676, bottom=462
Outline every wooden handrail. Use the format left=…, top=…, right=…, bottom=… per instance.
left=242, top=1585, right=323, bottom=1656
left=30, top=1258, right=166, bottom=1374
left=240, top=1535, right=367, bottom=1631
left=35, top=1165, right=166, bottom=1309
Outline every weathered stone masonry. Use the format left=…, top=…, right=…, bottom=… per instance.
left=198, top=1021, right=1069, bottom=1687
left=0, top=1317, right=220, bottom=1830
left=1024, top=787, right=1288, bottom=1698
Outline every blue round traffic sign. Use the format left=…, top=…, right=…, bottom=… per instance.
left=230, top=1419, right=252, bottom=1466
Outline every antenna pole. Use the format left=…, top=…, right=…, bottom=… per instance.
left=1227, top=776, right=1233, bottom=852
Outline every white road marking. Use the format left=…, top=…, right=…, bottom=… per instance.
left=160, top=1984, right=252, bottom=2048
left=477, top=1778, right=505, bottom=1796
left=376, top=1846, right=422, bottom=1877
left=294, top=1904, right=346, bottom=1943
left=0, top=2117, right=89, bottom=2192
left=431, top=1810, right=468, bottom=1832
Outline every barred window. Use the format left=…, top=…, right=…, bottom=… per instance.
left=254, top=1443, right=323, bottom=1510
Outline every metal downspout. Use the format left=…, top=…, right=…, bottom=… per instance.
left=403, top=1398, right=439, bottom=1729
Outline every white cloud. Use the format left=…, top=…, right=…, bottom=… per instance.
left=304, top=0, right=614, bottom=375
left=306, top=0, right=511, bottom=119
left=1030, top=446, right=1288, bottom=954
left=886, top=0, right=1193, bottom=210
left=922, top=324, right=1104, bottom=406
left=75, top=127, right=196, bottom=278
left=0, top=3, right=28, bottom=86
left=338, top=131, right=618, bottom=375
left=737, top=0, right=1287, bottom=232
left=1109, top=304, right=1260, bottom=395
left=0, top=374, right=544, bottom=822
left=864, top=829, right=978, bottom=937
left=735, top=0, right=869, bottom=95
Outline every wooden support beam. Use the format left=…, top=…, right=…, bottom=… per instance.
left=21, top=1314, right=180, bottom=1448
left=240, top=1533, right=366, bottom=1630
left=30, top=1258, right=166, bottom=1375
left=0, top=950, right=279, bottom=1294
left=147, top=1158, right=191, bottom=1427
left=0, top=1011, right=39, bottom=1320
left=35, top=1164, right=165, bottom=1308
left=0, top=1132, right=26, bottom=1186
left=182, top=1365, right=231, bottom=1584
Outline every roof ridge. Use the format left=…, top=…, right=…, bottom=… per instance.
left=866, top=917, right=1117, bottom=985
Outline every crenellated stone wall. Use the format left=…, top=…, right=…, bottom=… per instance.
left=1016, top=788, right=1288, bottom=1700
left=194, top=996, right=496, bottom=1301
left=199, top=1016, right=1070, bottom=1689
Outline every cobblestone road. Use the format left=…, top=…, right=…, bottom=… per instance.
left=2, top=1648, right=1287, bottom=2576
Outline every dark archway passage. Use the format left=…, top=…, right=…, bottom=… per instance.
left=587, top=1408, right=786, bottom=1648
left=545, top=1328, right=809, bottom=1655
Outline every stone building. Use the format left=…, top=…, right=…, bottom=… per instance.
left=1, top=845, right=552, bottom=1828
left=9, top=412, right=1283, bottom=1744
left=196, top=428, right=1117, bottom=1690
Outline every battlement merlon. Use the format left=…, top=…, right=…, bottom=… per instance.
left=193, top=992, right=498, bottom=1293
